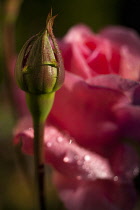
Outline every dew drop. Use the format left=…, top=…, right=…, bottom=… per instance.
left=133, top=167, right=139, bottom=176
left=69, top=139, right=73, bottom=144
left=84, top=155, right=91, bottom=161
left=63, top=156, right=70, bottom=163
left=113, top=176, right=118, bottom=182
left=47, top=142, right=52, bottom=147
left=63, top=151, right=76, bottom=163
left=76, top=175, right=82, bottom=180
left=57, top=136, right=63, bottom=143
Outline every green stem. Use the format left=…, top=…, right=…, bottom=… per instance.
left=26, top=92, right=55, bottom=210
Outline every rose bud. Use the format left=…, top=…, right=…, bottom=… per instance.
left=15, top=12, right=64, bottom=94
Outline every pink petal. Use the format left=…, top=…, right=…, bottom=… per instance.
left=60, top=33, right=93, bottom=78
left=119, top=48, right=140, bottom=81
left=110, top=144, right=140, bottom=181
left=100, top=26, right=140, bottom=55
left=86, top=74, right=139, bottom=99
left=115, top=105, right=140, bottom=141
left=53, top=173, right=137, bottom=210
left=61, top=42, right=92, bottom=78
left=133, top=85, right=140, bottom=105
left=49, top=71, right=129, bottom=151
left=63, top=25, right=93, bottom=44
left=100, top=26, right=140, bottom=81
left=87, top=50, right=110, bottom=74
left=60, top=24, right=107, bottom=79
left=14, top=119, right=114, bottom=181
left=86, top=38, right=120, bottom=75
left=60, top=25, right=122, bottom=78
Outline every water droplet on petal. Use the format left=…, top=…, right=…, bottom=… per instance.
left=69, top=139, right=73, bottom=144
left=57, top=136, right=63, bottom=143
left=63, top=151, right=76, bottom=163
left=113, top=176, right=118, bottom=182
left=63, top=156, right=70, bottom=163
left=76, top=175, right=82, bottom=180
left=133, top=167, right=139, bottom=176
left=84, top=155, right=91, bottom=161
left=28, top=128, right=32, bottom=130
left=47, top=141, right=52, bottom=147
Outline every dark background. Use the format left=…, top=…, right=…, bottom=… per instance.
left=16, top=0, right=140, bottom=48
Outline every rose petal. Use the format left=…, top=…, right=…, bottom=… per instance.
left=133, top=85, right=140, bottom=105
left=49, top=71, right=129, bottom=151
left=120, top=48, right=140, bottom=81
left=115, top=105, right=140, bottom=141
left=100, top=26, right=140, bottom=81
left=100, top=26, right=140, bottom=55
left=110, top=144, right=140, bottom=181
left=60, top=25, right=121, bottom=78
left=87, top=49, right=111, bottom=74
left=60, top=30, right=93, bottom=78
left=86, top=38, right=121, bottom=75
left=14, top=119, right=114, bottom=181
left=63, top=43, right=93, bottom=78
left=86, top=74, right=139, bottom=99
left=63, top=25, right=93, bottom=44
left=53, top=173, right=137, bottom=210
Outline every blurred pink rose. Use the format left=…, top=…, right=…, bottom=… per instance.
left=14, top=25, right=140, bottom=210
left=60, top=25, right=140, bottom=81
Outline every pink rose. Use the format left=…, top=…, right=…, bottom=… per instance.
left=14, top=25, right=140, bottom=210
left=60, top=25, right=140, bottom=81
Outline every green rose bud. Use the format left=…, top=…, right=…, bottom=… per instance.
left=15, top=11, right=64, bottom=94
left=15, top=13, right=65, bottom=207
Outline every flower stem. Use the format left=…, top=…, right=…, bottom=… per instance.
left=33, top=118, right=46, bottom=210
left=26, top=92, right=55, bottom=210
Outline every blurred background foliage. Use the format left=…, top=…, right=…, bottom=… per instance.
left=0, top=0, right=140, bottom=209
